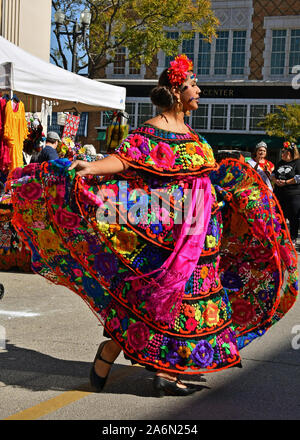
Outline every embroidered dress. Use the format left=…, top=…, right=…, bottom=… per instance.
left=7, top=125, right=298, bottom=375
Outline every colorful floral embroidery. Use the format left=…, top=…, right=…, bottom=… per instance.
left=5, top=135, right=297, bottom=376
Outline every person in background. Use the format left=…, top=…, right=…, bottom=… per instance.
left=248, top=141, right=274, bottom=190
left=272, top=141, right=300, bottom=247
left=30, top=131, right=60, bottom=164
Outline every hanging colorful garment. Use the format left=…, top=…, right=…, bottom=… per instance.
left=62, top=114, right=81, bottom=140
left=0, top=200, right=31, bottom=272
left=0, top=97, right=11, bottom=174
left=4, top=100, right=28, bottom=171
left=6, top=125, right=298, bottom=375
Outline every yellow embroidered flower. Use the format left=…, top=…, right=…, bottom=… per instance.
left=178, top=346, right=191, bottom=358
left=23, top=212, right=33, bottom=224
left=185, top=143, right=197, bottom=155
left=191, top=154, right=204, bottom=166
left=109, top=224, right=122, bottom=234
left=48, top=186, right=57, bottom=199
left=33, top=208, right=46, bottom=222
left=248, top=189, right=260, bottom=200
left=97, top=222, right=110, bottom=234
left=111, top=230, right=138, bottom=255
left=194, top=307, right=202, bottom=321
left=223, top=172, right=234, bottom=183
left=200, top=266, right=209, bottom=278
left=203, top=300, right=219, bottom=327
left=37, top=229, right=60, bottom=250
left=206, top=235, right=216, bottom=248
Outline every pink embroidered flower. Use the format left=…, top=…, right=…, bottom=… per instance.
left=109, top=316, right=121, bottom=331
left=54, top=208, right=81, bottom=229
left=127, top=321, right=150, bottom=351
left=150, top=142, right=175, bottom=169
left=127, top=146, right=142, bottom=161
left=19, top=181, right=43, bottom=201
left=201, top=276, right=211, bottom=292
left=73, top=268, right=83, bottom=277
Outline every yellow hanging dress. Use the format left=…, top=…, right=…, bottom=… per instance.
left=4, top=100, right=28, bottom=170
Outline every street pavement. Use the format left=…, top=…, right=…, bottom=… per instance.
left=0, top=251, right=300, bottom=422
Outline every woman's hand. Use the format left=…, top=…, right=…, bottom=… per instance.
left=68, top=155, right=129, bottom=177
left=274, top=179, right=286, bottom=187
left=69, top=160, right=94, bottom=177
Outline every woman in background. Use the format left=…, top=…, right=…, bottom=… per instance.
left=272, top=141, right=300, bottom=247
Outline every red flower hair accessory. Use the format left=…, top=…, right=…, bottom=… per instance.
left=167, top=54, right=194, bottom=87
left=283, top=141, right=293, bottom=150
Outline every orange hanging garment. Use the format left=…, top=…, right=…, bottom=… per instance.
left=4, top=100, right=28, bottom=171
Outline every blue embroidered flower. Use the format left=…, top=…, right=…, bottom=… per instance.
left=191, top=340, right=214, bottom=367
left=150, top=223, right=163, bottom=235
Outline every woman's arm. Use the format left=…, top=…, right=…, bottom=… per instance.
left=69, top=155, right=129, bottom=177
left=283, top=176, right=300, bottom=185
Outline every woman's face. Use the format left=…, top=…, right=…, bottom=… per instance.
left=179, top=72, right=201, bottom=112
left=281, top=149, right=292, bottom=161
left=255, top=147, right=267, bottom=160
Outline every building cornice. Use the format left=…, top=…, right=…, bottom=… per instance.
left=95, top=78, right=294, bottom=87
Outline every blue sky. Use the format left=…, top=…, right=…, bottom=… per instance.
left=50, top=4, right=88, bottom=74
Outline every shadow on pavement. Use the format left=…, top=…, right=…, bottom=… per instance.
left=0, top=341, right=209, bottom=397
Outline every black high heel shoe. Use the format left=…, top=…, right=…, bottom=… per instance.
left=90, top=341, right=114, bottom=392
left=153, top=375, right=198, bottom=397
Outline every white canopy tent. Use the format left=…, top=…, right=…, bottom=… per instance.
left=0, top=36, right=126, bottom=113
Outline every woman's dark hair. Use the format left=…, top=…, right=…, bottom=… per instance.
left=286, top=143, right=300, bottom=160
left=150, top=68, right=175, bottom=110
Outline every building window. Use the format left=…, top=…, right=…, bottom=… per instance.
left=129, top=58, right=141, bottom=75
left=211, top=104, right=228, bottom=130
left=289, top=29, right=300, bottom=73
left=231, top=31, right=246, bottom=75
left=165, top=32, right=179, bottom=68
left=249, top=105, right=267, bottom=131
left=113, top=46, right=126, bottom=75
left=214, top=31, right=229, bottom=75
left=198, top=36, right=211, bottom=76
left=270, top=30, right=286, bottom=76
left=125, top=102, right=136, bottom=127
left=230, top=105, right=247, bottom=130
left=182, top=34, right=195, bottom=64
left=137, top=103, right=154, bottom=126
left=162, top=30, right=248, bottom=78
left=191, top=104, right=208, bottom=130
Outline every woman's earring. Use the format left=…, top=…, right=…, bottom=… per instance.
left=175, top=97, right=183, bottom=114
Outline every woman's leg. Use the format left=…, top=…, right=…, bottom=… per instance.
left=94, top=339, right=121, bottom=377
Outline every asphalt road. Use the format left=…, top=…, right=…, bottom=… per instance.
left=0, top=253, right=300, bottom=422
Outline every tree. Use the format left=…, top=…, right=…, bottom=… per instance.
left=52, top=0, right=219, bottom=77
left=258, top=104, right=300, bottom=143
